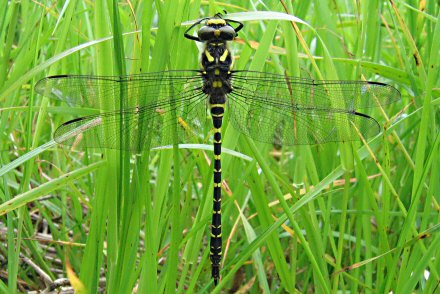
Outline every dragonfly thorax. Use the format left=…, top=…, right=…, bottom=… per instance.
left=198, top=24, right=235, bottom=99
left=200, top=41, right=233, bottom=97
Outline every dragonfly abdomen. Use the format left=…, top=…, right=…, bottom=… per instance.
left=210, top=102, right=224, bottom=285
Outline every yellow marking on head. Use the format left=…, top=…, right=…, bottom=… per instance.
left=214, top=155, right=221, bottom=160
left=219, top=50, right=229, bottom=62
left=214, top=69, right=220, bottom=75
left=207, top=19, right=226, bottom=25
left=205, top=50, right=215, bottom=62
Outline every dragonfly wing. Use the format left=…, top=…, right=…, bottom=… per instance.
left=231, top=71, right=401, bottom=111
left=228, top=71, right=399, bottom=145
left=35, top=70, right=202, bottom=108
left=36, top=71, right=210, bottom=151
left=228, top=94, right=380, bottom=145
left=53, top=91, right=209, bottom=152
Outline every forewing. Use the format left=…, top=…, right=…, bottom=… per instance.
left=231, top=71, right=400, bottom=111
left=35, top=70, right=202, bottom=108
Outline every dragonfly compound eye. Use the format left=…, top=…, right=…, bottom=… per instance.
left=197, top=25, right=216, bottom=41
left=218, top=25, right=236, bottom=41
left=197, top=24, right=236, bottom=41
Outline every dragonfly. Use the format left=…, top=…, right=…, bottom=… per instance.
left=35, top=14, right=401, bottom=286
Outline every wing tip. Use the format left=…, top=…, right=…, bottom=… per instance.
left=47, top=74, right=70, bottom=79
left=35, top=75, right=70, bottom=95
left=367, top=81, right=402, bottom=102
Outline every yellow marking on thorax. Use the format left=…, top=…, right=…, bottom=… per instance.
left=214, top=30, right=220, bottom=37
left=219, top=50, right=229, bottom=62
left=213, top=80, right=223, bottom=88
left=205, top=50, right=215, bottom=62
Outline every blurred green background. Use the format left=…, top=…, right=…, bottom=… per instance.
left=0, top=1, right=439, bottom=293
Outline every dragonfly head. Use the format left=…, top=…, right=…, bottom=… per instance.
left=184, top=14, right=243, bottom=43
left=197, top=17, right=237, bottom=42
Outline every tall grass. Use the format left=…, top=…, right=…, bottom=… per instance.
left=0, top=0, right=439, bottom=293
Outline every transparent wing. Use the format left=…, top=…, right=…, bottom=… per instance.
left=36, top=71, right=210, bottom=152
left=229, top=71, right=401, bottom=145
left=35, top=70, right=203, bottom=108
left=35, top=70, right=401, bottom=150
